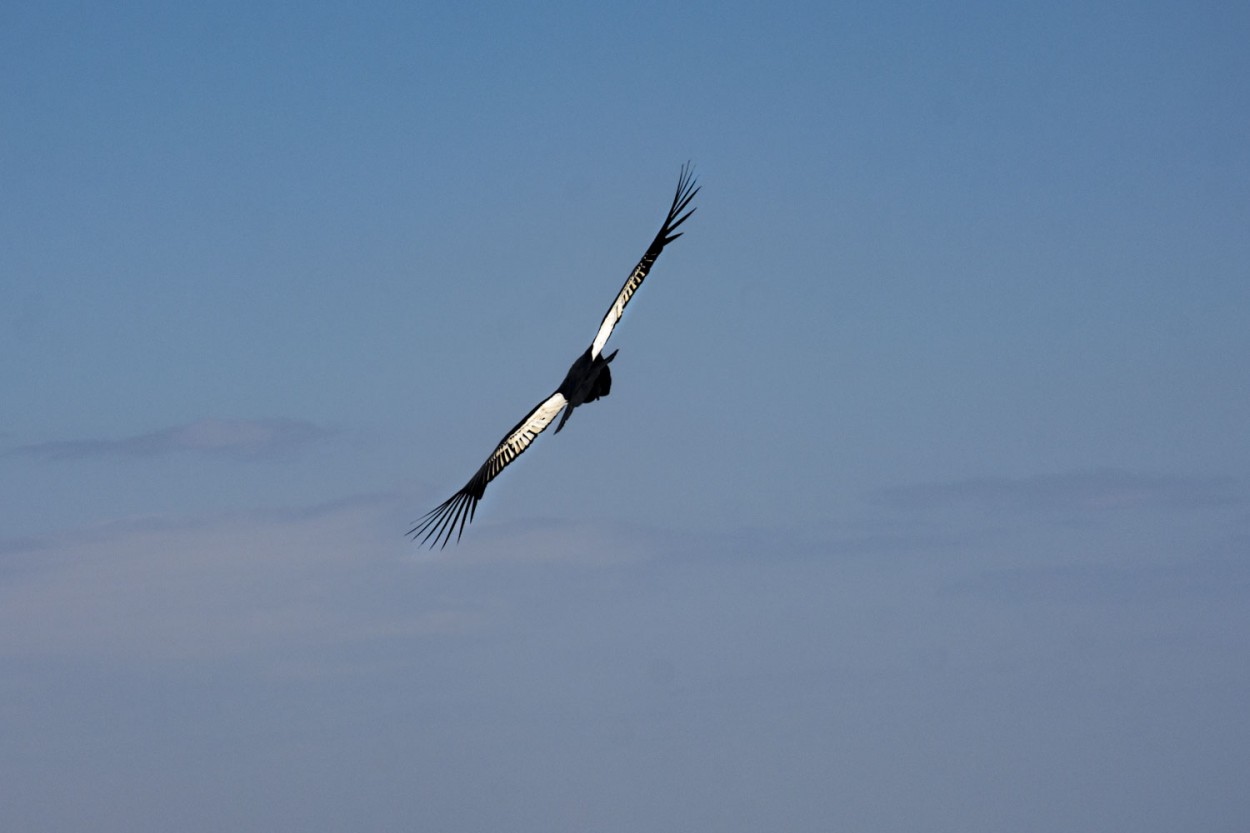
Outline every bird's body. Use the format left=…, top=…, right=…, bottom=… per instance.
left=553, top=346, right=617, bottom=434
left=410, top=165, right=699, bottom=548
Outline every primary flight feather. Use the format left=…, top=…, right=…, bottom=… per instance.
left=410, top=164, right=699, bottom=548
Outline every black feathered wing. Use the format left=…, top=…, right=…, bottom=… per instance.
left=589, top=163, right=699, bottom=359
left=409, top=391, right=567, bottom=548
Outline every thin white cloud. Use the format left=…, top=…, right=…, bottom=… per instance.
left=7, top=418, right=334, bottom=462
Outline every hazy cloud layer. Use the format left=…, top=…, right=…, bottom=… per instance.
left=874, top=469, right=1243, bottom=514
left=0, top=502, right=693, bottom=663
left=0, top=494, right=475, bottom=662
left=947, top=553, right=1250, bottom=605
left=7, top=418, right=334, bottom=462
left=3, top=493, right=1247, bottom=833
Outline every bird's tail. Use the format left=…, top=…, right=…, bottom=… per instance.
left=553, top=403, right=574, bottom=434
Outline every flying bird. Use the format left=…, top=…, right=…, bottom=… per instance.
left=410, top=164, right=699, bottom=548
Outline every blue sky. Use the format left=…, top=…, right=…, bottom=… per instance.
left=2, top=1, right=1248, bottom=830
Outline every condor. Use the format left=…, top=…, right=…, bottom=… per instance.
left=410, top=165, right=699, bottom=548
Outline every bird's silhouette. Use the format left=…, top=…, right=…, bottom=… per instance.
left=410, top=165, right=699, bottom=548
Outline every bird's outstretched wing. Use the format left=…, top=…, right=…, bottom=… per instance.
left=409, top=391, right=568, bottom=549
left=589, top=163, right=699, bottom=360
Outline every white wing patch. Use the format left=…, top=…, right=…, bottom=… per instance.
left=591, top=265, right=647, bottom=359
left=589, top=164, right=697, bottom=359
left=409, top=391, right=567, bottom=548
left=480, top=391, right=567, bottom=483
